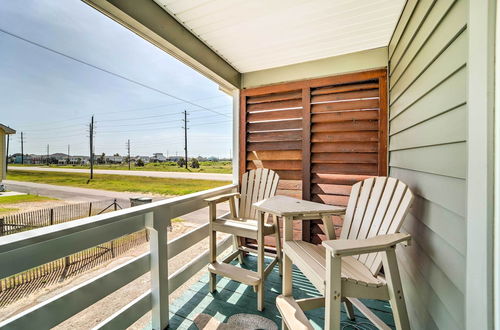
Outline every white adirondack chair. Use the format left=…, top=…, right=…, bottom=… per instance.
left=277, top=176, right=414, bottom=330
left=206, top=168, right=281, bottom=311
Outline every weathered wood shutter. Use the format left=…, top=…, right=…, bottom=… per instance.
left=240, top=69, right=387, bottom=244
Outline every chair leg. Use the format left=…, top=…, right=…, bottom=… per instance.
left=208, top=230, right=217, bottom=292
left=208, top=204, right=217, bottom=293
left=232, top=235, right=244, bottom=264
left=273, top=215, right=283, bottom=276
left=382, top=248, right=410, bottom=330
left=343, top=298, right=355, bottom=321
left=208, top=224, right=217, bottom=292
left=282, top=215, right=293, bottom=297
left=282, top=215, right=294, bottom=330
left=257, top=211, right=265, bottom=311
left=325, top=254, right=341, bottom=330
left=209, top=273, right=217, bottom=293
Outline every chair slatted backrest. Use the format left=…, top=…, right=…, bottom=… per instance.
left=238, top=169, right=280, bottom=220
left=340, top=177, right=414, bottom=275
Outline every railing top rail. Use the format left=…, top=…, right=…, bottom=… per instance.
left=0, top=184, right=236, bottom=254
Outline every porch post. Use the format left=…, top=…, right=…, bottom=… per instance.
left=232, top=89, right=240, bottom=185
left=466, top=0, right=496, bottom=328
left=496, top=0, right=500, bottom=326
left=145, top=209, right=170, bottom=329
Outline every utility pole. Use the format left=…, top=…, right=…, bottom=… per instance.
left=5, top=134, right=9, bottom=173
left=46, top=144, right=49, bottom=166
left=20, top=132, right=24, bottom=165
left=182, top=110, right=188, bottom=169
left=67, top=144, right=70, bottom=164
left=126, top=139, right=131, bottom=170
left=89, top=115, right=94, bottom=180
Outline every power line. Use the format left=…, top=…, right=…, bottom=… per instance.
left=92, top=95, right=230, bottom=117
left=94, top=111, right=230, bottom=129
left=182, top=110, right=189, bottom=169
left=89, top=115, right=94, bottom=180
left=14, top=105, right=230, bottom=135
left=96, top=104, right=231, bottom=124
left=22, top=123, right=87, bottom=132
left=126, top=139, right=131, bottom=170
left=19, top=132, right=25, bottom=164
left=190, top=120, right=232, bottom=127
left=14, top=98, right=230, bottom=130
left=96, top=111, right=184, bottom=123
left=15, top=96, right=230, bottom=129
left=25, top=133, right=85, bottom=140
left=97, top=119, right=182, bottom=128
left=97, top=124, right=183, bottom=134
left=0, top=27, right=230, bottom=118
left=15, top=115, right=90, bottom=128
left=5, top=134, right=10, bottom=173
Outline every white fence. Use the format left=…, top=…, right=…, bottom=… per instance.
left=0, top=184, right=237, bottom=329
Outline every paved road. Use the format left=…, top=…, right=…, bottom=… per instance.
left=4, top=180, right=229, bottom=224
left=9, top=166, right=232, bottom=181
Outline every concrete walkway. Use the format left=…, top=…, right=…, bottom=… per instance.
left=3, top=180, right=229, bottom=224
left=9, top=166, right=232, bottom=181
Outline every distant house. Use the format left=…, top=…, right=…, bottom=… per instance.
left=167, top=156, right=181, bottom=162
left=28, top=154, right=43, bottom=165
left=135, top=156, right=150, bottom=164
left=0, top=124, right=15, bottom=184
left=105, top=155, right=123, bottom=164
left=52, top=153, right=68, bottom=161
left=69, top=157, right=81, bottom=165
left=151, top=153, right=167, bottom=162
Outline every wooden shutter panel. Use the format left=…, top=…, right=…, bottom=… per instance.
left=310, top=80, right=381, bottom=205
left=242, top=89, right=304, bottom=199
left=240, top=69, right=387, bottom=245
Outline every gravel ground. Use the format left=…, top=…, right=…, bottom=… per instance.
left=0, top=200, right=71, bottom=214
left=0, top=220, right=231, bottom=329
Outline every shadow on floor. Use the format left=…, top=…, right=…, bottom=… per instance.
left=158, top=255, right=395, bottom=329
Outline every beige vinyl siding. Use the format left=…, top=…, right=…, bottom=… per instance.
left=388, top=0, right=467, bottom=329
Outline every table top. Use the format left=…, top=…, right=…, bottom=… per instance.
left=253, top=195, right=345, bottom=217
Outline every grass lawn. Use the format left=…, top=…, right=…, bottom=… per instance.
left=7, top=170, right=231, bottom=196
left=10, top=161, right=232, bottom=174
left=0, top=194, right=55, bottom=204
left=0, top=207, right=19, bottom=214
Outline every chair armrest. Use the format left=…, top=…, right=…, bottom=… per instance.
left=332, top=207, right=347, bottom=216
left=322, top=233, right=411, bottom=257
left=205, top=192, right=240, bottom=204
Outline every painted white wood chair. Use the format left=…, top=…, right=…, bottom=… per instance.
left=206, top=168, right=281, bottom=311
left=277, top=176, right=414, bottom=330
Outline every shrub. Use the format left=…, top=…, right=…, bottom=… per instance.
left=177, top=157, right=186, bottom=167
left=190, top=158, right=200, bottom=168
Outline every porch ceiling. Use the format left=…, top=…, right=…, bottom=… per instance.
left=153, top=0, right=405, bottom=73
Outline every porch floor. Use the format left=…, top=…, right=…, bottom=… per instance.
left=165, top=255, right=395, bottom=329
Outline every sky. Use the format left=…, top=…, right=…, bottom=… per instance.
left=0, top=0, right=233, bottom=159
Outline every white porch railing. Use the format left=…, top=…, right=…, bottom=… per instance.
left=0, top=184, right=237, bottom=330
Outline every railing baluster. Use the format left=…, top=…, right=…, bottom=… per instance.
left=145, top=209, right=170, bottom=330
